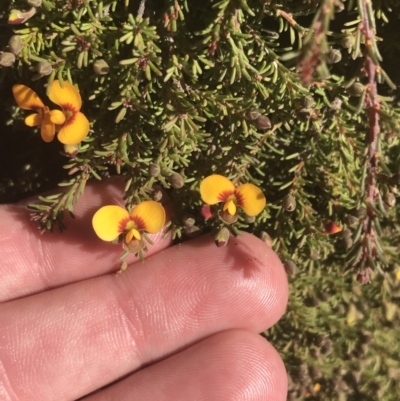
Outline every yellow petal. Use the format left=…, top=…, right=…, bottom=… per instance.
left=130, top=201, right=166, bottom=234
left=235, top=183, right=266, bottom=216
left=223, top=200, right=237, bottom=215
left=200, top=175, right=235, bottom=205
left=49, top=109, right=66, bottom=125
left=24, top=113, right=41, bottom=127
left=12, top=84, right=45, bottom=110
left=92, top=205, right=129, bottom=241
left=57, top=111, right=90, bottom=145
left=40, top=111, right=56, bottom=142
left=48, top=80, right=82, bottom=110
left=126, top=228, right=141, bottom=243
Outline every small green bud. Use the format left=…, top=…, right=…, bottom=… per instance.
left=343, top=235, right=353, bottom=250
left=283, top=260, right=297, bottom=276
left=0, top=52, right=16, bottom=67
left=325, top=48, right=342, bottom=64
left=182, top=214, right=195, bottom=228
left=310, top=249, right=320, bottom=261
left=93, top=59, right=110, bottom=75
left=168, top=172, right=185, bottom=188
left=340, top=34, right=355, bottom=49
left=254, top=115, right=271, bottom=130
left=214, top=227, right=230, bottom=247
left=35, top=60, right=52, bottom=76
left=8, top=35, right=23, bottom=55
left=183, top=225, right=201, bottom=238
left=283, top=194, right=296, bottom=212
left=260, top=231, right=273, bottom=247
left=330, top=97, right=342, bottom=112
left=243, top=214, right=255, bottom=224
left=245, top=108, right=260, bottom=120
left=347, top=82, right=365, bottom=97
left=148, top=163, right=160, bottom=177
left=302, top=95, right=315, bottom=109
left=28, top=0, right=43, bottom=6
left=64, top=144, right=79, bottom=158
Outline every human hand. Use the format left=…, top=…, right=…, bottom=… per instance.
left=0, top=177, right=288, bottom=401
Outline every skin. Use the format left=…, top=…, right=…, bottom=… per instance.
left=0, top=177, right=289, bottom=401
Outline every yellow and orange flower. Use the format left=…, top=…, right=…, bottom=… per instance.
left=200, top=174, right=266, bottom=217
left=92, top=201, right=166, bottom=244
left=12, top=80, right=89, bottom=145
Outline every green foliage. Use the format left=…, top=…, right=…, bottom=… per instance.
left=1, top=0, right=400, bottom=399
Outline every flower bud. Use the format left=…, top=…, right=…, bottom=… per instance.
left=325, top=48, right=342, bottom=64
left=148, top=163, right=160, bottom=177
left=243, top=214, right=255, bottom=224
left=152, top=189, right=163, bottom=202
left=330, top=97, right=342, bottom=112
left=260, top=231, right=273, bottom=247
left=245, top=108, right=259, bottom=120
left=218, top=210, right=238, bottom=225
left=35, top=60, right=53, bottom=76
left=183, top=225, right=201, bottom=238
left=340, top=34, right=355, bottom=49
left=302, top=95, right=315, bottom=109
left=341, top=228, right=352, bottom=239
left=214, top=227, right=230, bottom=247
left=28, top=0, right=43, bottom=6
left=93, top=59, right=110, bottom=75
left=201, top=204, right=213, bottom=219
left=0, top=52, right=16, bottom=67
left=254, top=115, right=271, bottom=130
left=324, top=221, right=342, bottom=234
left=283, top=194, right=296, bottom=212
left=283, top=260, right=297, bottom=276
left=182, top=214, right=195, bottom=227
left=310, top=249, right=320, bottom=261
left=351, top=206, right=366, bottom=218
left=8, top=7, right=37, bottom=25
left=383, top=191, right=396, bottom=208
left=8, top=35, right=23, bottom=55
left=347, top=82, right=365, bottom=97
left=64, top=144, right=79, bottom=158
left=344, top=214, right=358, bottom=227
left=168, top=172, right=185, bottom=188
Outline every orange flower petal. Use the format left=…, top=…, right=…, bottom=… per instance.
left=235, top=183, right=266, bottom=216
left=24, top=113, right=41, bottom=127
left=130, top=201, right=166, bottom=234
left=57, top=111, right=90, bottom=145
left=48, top=80, right=82, bottom=110
left=40, top=117, right=56, bottom=142
left=200, top=175, right=235, bottom=205
left=12, top=85, right=45, bottom=110
left=49, top=109, right=66, bottom=125
left=92, top=205, right=129, bottom=241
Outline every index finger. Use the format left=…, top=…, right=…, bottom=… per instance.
left=0, top=177, right=172, bottom=303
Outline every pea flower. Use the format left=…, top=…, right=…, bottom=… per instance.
left=200, top=174, right=266, bottom=217
left=12, top=84, right=66, bottom=143
left=92, top=201, right=166, bottom=245
left=12, top=80, right=89, bottom=145
left=47, top=80, right=90, bottom=145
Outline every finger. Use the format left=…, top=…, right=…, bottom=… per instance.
left=0, top=176, right=172, bottom=302
left=82, top=330, right=287, bottom=401
left=0, top=233, right=288, bottom=401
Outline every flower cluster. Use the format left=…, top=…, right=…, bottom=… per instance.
left=12, top=81, right=89, bottom=145
left=92, top=174, right=266, bottom=255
